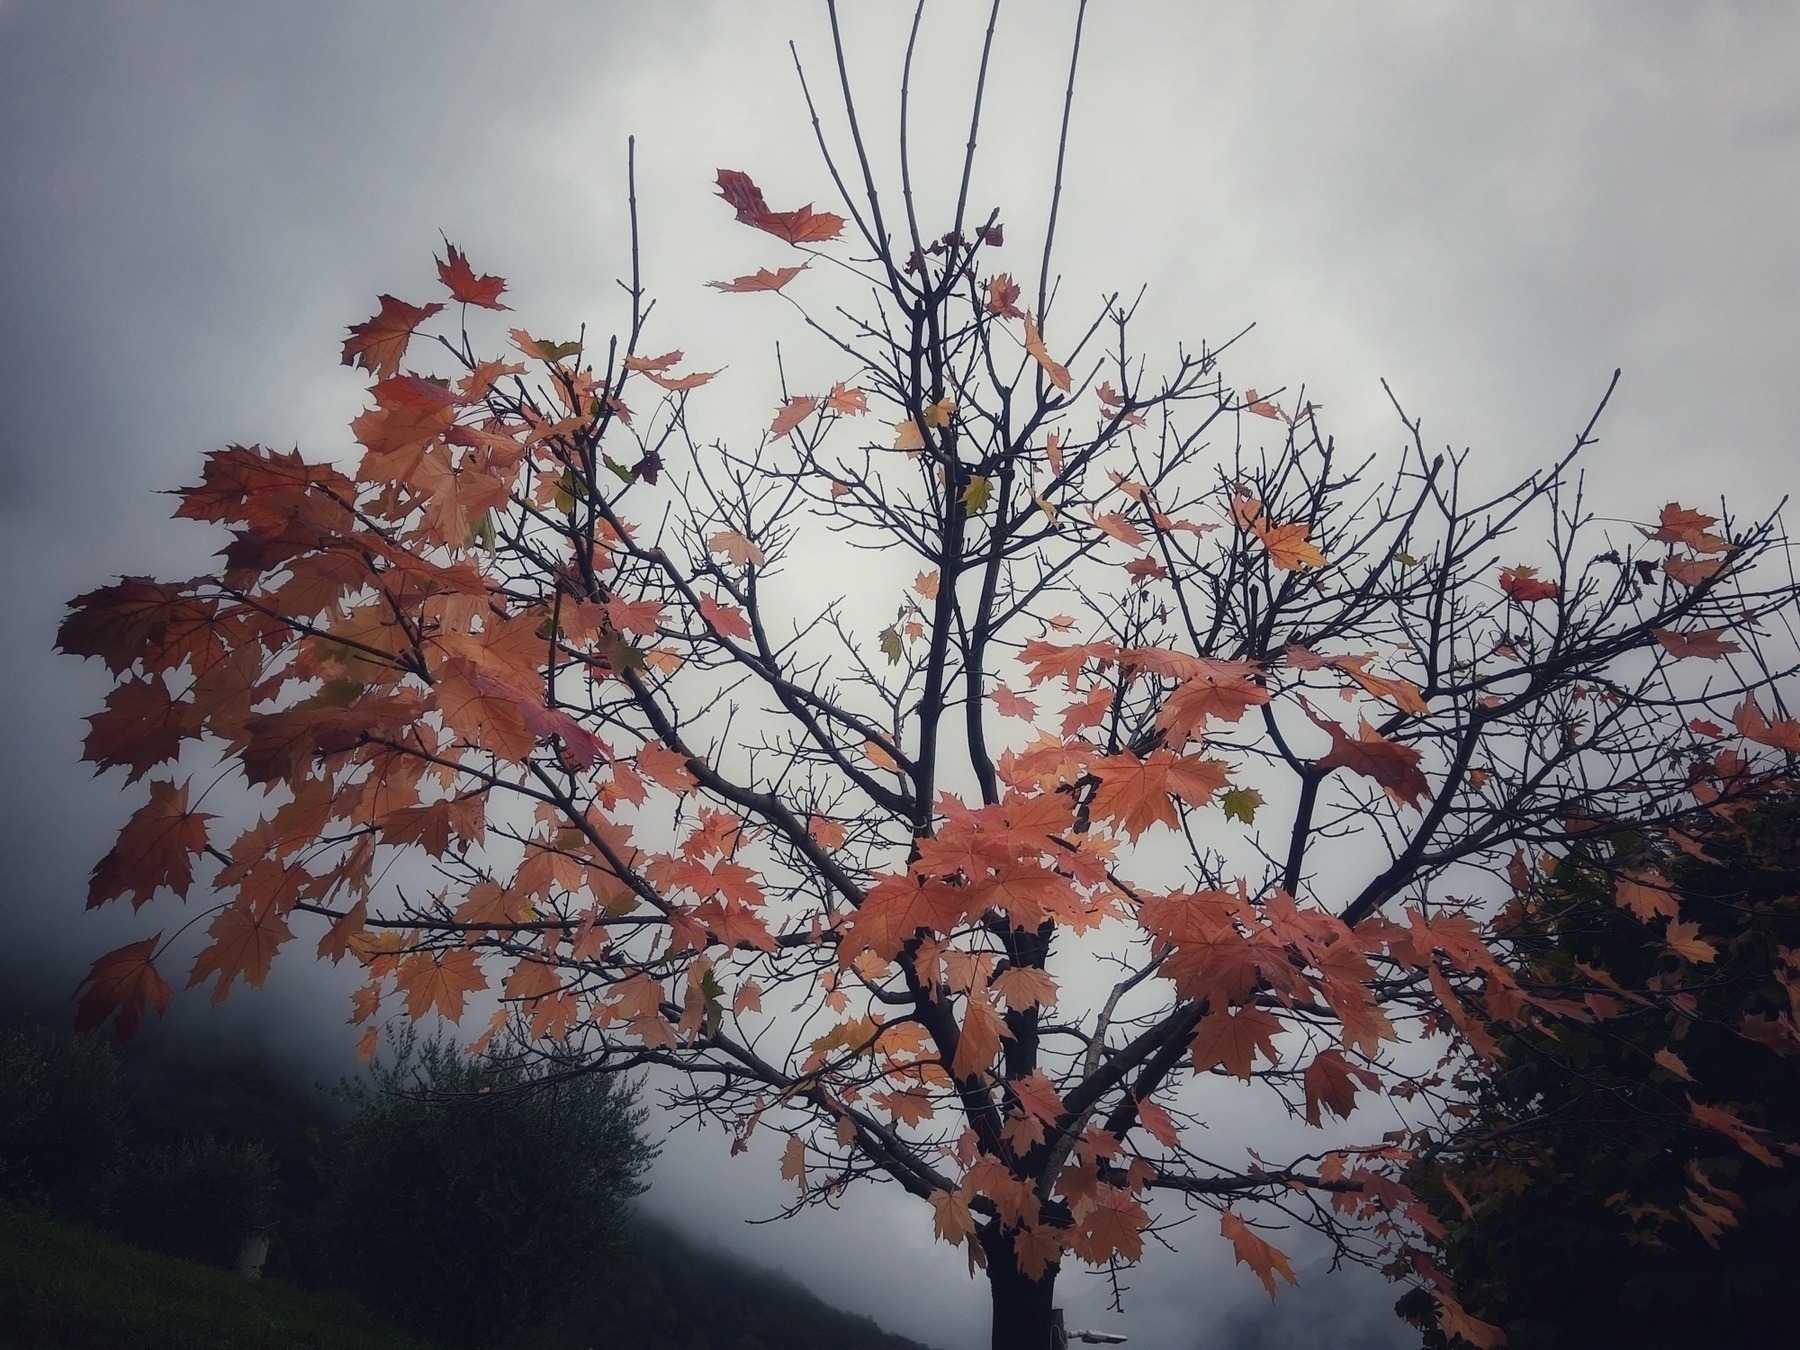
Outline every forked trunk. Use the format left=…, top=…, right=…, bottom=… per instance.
left=984, top=1228, right=1060, bottom=1350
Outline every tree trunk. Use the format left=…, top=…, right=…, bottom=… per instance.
left=984, top=1228, right=1060, bottom=1350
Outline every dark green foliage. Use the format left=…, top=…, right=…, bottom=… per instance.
left=0, top=1024, right=126, bottom=1219
left=322, top=1028, right=654, bottom=1348
left=1412, top=793, right=1800, bottom=1348
left=0, top=1203, right=436, bottom=1350
left=110, top=1134, right=276, bottom=1268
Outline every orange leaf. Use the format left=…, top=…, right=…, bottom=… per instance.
left=1614, top=870, right=1679, bottom=922
left=707, top=264, right=808, bottom=293
left=1135, top=1094, right=1181, bottom=1149
left=1733, top=693, right=1800, bottom=752
left=699, top=593, right=753, bottom=641
left=1009, top=1070, right=1065, bottom=1124
left=1654, top=1048, right=1694, bottom=1081
left=1257, top=521, right=1326, bottom=571
left=1068, top=1185, right=1148, bottom=1265
left=1220, top=1210, right=1298, bottom=1297
left=826, top=382, right=869, bottom=415
left=1689, top=1097, right=1781, bottom=1167
left=930, top=1188, right=978, bottom=1245
left=992, top=965, right=1058, bottom=1011
left=771, top=396, right=818, bottom=438
left=780, top=1135, right=808, bottom=1187
left=341, top=295, right=443, bottom=380
left=188, top=905, right=293, bottom=1004
left=1022, top=316, right=1072, bottom=392
left=436, top=243, right=508, bottom=309
left=1303, top=1049, right=1377, bottom=1126
left=396, top=947, right=487, bottom=1021
left=1641, top=502, right=1727, bottom=554
left=1241, top=389, right=1282, bottom=420
left=1191, top=1005, right=1282, bottom=1080
left=74, top=936, right=172, bottom=1040
left=952, top=992, right=1013, bottom=1080
left=986, top=274, right=1025, bottom=319
left=715, top=168, right=845, bottom=244
left=638, top=739, right=699, bottom=793
left=708, top=531, right=766, bottom=568
left=87, top=780, right=212, bottom=910
left=1665, top=920, right=1717, bottom=964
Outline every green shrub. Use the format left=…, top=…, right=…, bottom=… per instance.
left=0, top=1023, right=126, bottom=1219
left=110, top=1134, right=277, bottom=1268
left=322, top=1028, right=654, bottom=1347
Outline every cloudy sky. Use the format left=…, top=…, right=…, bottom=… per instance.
left=3, top=3, right=1798, bottom=1347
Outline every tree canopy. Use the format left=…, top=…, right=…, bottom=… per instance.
left=56, top=5, right=1800, bottom=1347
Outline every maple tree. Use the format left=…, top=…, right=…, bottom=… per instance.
left=1404, top=788, right=1800, bottom=1349
left=56, top=6, right=1800, bottom=1348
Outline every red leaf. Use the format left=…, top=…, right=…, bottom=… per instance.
left=436, top=243, right=509, bottom=308
left=715, top=169, right=844, bottom=245
left=188, top=905, right=293, bottom=1004
left=707, top=264, right=808, bottom=293
left=1499, top=565, right=1559, bottom=603
left=1305, top=705, right=1429, bottom=808
left=74, top=937, right=172, bottom=1040
left=1220, top=1210, right=1298, bottom=1297
left=771, top=396, right=818, bottom=438
left=341, top=295, right=444, bottom=380
left=1652, top=627, right=1742, bottom=660
left=87, top=780, right=212, bottom=910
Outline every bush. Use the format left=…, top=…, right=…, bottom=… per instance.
left=0, top=1022, right=126, bottom=1219
left=322, top=1027, right=654, bottom=1347
left=110, top=1134, right=277, bottom=1269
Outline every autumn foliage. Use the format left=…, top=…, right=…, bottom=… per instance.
left=57, top=11, right=1800, bottom=1350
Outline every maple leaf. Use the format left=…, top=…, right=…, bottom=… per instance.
left=952, top=992, right=1013, bottom=1080
left=1091, top=511, right=1145, bottom=548
left=1090, top=749, right=1229, bottom=840
left=74, top=936, right=172, bottom=1040
left=807, top=814, right=847, bottom=851
left=1641, top=502, right=1727, bottom=553
left=992, top=965, right=1058, bottom=1011
left=714, top=169, right=845, bottom=244
left=826, top=382, right=868, bottom=415
left=342, top=295, right=444, bottom=380
left=87, top=780, right=212, bottom=910
left=991, top=685, right=1037, bottom=721
left=1241, top=389, right=1282, bottom=420
left=1653, top=627, right=1741, bottom=660
left=188, top=905, right=293, bottom=1005
left=1013, top=1224, right=1064, bottom=1281
left=396, top=948, right=487, bottom=1021
left=1614, top=870, right=1679, bottom=922
left=930, top=1188, right=978, bottom=1246
left=707, top=264, right=808, bottom=293
left=1220, top=787, right=1264, bottom=824
left=1499, top=565, right=1559, bottom=603
left=1664, top=919, right=1717, bottom=964
left=1664, top=554, right=1726, bottom=589
left=1258, top=521, right=1327, bottom=571
left=699, top=593, right=753, bottom=641
left=638, top=739, right=698, bottom=793
left=1009, top=1070, right=1065, bottom=1124
left=1220, top=1210, right=1298, bottom=1297
left=1022, top=316, right=1072, bottom=392
left=1068, top=1185, right=1148, bottom=1265
left=1689, top=1098, right=1781, bottom=1167
left=1306, top=707, right=1429, bottom=808
left=1433, top=1293, right=1506, bottom=1349
left=58, top=578, right=218, bottom=676
left=771, top=396, right=818, bottom=438
left=708, top=531, right=766, bottom=568
left=436, top=243, right=508, bottom=308
left=1191, top=1005, right=1282, bottom=1080
left=1654, top=1047, right=1695, bottom=1081
left=1304, top=1049, right=1378, bottom=1126
left=986, top=274, right=1025, bottom=319
left=1135, top=1095, right=1181, bottom=1149
left=1732, top=693, right=1800, bottom=752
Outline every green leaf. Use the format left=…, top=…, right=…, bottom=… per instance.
left=466, top=509, right=496, bottom=551
left=602, top=454, right=634, bottom=484
left=1221, top=788, right=1264, bottom=824
left=594, top=632, right=647, bottom=675
left=961, top=476, right=992, bottom=514
left=530, top=337, right=582, bottom=362
left=1396, top=551, right=1418, bottom=566
left=878, top=626, right=903, bottom=665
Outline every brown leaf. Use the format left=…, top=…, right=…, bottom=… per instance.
left=74, top=937, right=172, bottom=1040
left=1652, top=627, right=1742, bottom=660
left=436, top=244, right=508, bottom=309
left=1220, top=1210, right=1298, bottom=1297
left=707, top=264, right=808, bottom=293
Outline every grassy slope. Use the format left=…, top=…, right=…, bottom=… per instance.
left=0, top=1206, right=435, bottom=1350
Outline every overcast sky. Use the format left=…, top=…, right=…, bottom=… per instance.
left=4, top=3, right=1799, bottom=1347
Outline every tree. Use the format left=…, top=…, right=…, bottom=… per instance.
left=0, top=1024, right=126, bottom=1220
left=1404, top=786, right=1800, bottom=1348
left=323, top=1026, right=652, bottom=1346
left=54, top=5, right=1800, bottom=1346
